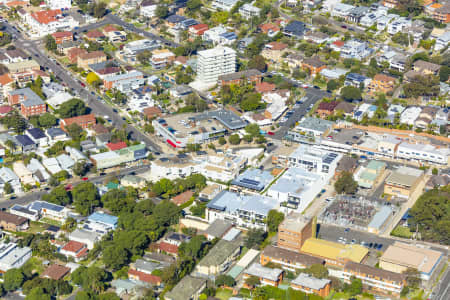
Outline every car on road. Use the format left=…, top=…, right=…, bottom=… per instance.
left=82, top=177, right=88, bottom=181
left=302, top=84, right=308, bottom=88
left=267, top=131, right=275, bottom=136
left=376, top=244, right=383, bottom=250
left=79, top=81, right=86, bottom=87
left=344, top=228, right=350, bottom=232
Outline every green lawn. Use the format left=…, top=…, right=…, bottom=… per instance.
left=28, top=221, right=48, bottom=234
left=391, top=225, right=413, bottom=238
left=215, top=288, right=233, bottom=300
left=39, top=218, right=62, bottom=226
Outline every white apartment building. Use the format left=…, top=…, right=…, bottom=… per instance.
left=239, top=4, right=261, bottom=20
left=397, top=142, right=449, bottom=165
left=196, top=46, right=236, bottom=84
left=196, top=154, right=247, bottom=182
left=387, top=18, right=411, bottom=35
left=212, top=0, right=239, bottom=11
left=47, top=0, right=72, bottom=9
left=140, top=0, right=157, bottom=18
left=288, top=144, right=341, bottom=175
left=24, top=9, right=79, bottom=37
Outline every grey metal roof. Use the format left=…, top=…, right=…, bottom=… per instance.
left=291, top=273, right=331, bottom=290
left=207, top=191, right=278, bottom=217
left=231, top=168, right=274, bottom=191
left=197, top=239, right=240, bottom=267
left=165, top=275, right=206, bottom=300
left=204, top=219, right=233, bottom=238
left=245, top=263, right=283, bottom=282
left=368, top=205, right=392, bottom=230
left=10, top=88, right=44, bottom=107
left=196, top=109, right=247, bottom=130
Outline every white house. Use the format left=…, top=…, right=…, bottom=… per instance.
left=0, top=243, right=32, bottom=272
left=212, top=0, right=239, bottom=11
left=68, top=229, right=102, bottom=250
left=28, top=201, right=68, bottom=222
left=24, top=9, right=79, bottom=37
left=399, top=106, right=421, bottom=126
left=239, top=4, right=261, bottom=20
left=140, top=0, right=157, bottom=18
left=46, top=0, right=72, bottom=9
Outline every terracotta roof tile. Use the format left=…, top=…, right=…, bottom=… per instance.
left=106, top=141, right=127, bottom=151
left=158, top=241, right=179, bottom=254
left=31, top=9, right=62, bottom=25
left=41, top=264, right=71, bottom=280
left=128, top=269, right=162, bottom=285
left=171, top=190, right=194, bottom=206
left=62, top=240, right=86, bottom=253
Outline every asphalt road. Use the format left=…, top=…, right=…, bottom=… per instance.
left=273, top=88, right=331, bottom=139
left=432, top=268, right=450, bottom=300
left=3, top=22, right=162, bottom=152
left=72, top=14, right=179, bottom=48
left=0, top=164, right=151, bottom=209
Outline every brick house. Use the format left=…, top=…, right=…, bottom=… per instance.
left=291, top=273, right=331, bottom=297
left=0, top=211, right=29, bottom=231
left=84, top=30, right=105, bottom=41
left=302, top=57, right=327, bottom=76
left=218, top=69, right=262, bottom=86
left=67, top=48, right=88, bottom=64
left=21, top=97, right=47, bottom=118
left=51, top=31, right=73, bottom=44
left=261, top=42, right=288, bottom=63
left=367, top=74, right=396, bottom=95
left=77, top=51, right=107, bottom=69
left=60, top=114, right=96, bottom=131
left=316, top=101, right=339, bottom=118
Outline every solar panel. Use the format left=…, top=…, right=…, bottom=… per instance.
left=240, top=178, right=260, bottom=186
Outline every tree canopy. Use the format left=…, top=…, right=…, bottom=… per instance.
left=334, top=171, right=358, bottom=194
left=58, top=98, right=88, bottom=118
left=266, top=210, right=284, bottom=233
left=340, top=86, right=362, bottom=102
left=72, top=182, right=99, bottom=215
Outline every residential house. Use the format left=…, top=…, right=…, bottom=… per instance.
left=304, top=31, right=329, bottom=44
left=218, top=69, right=262, bottom=86
left=67, top=48, right=88, bottom=64
left=347, top=6, right=370, bottom=23
left=13, top=161, right=34, bottom=185
left=117, top=39, right=160, bottom=64
left=341, top=40, right=373, bottom=60
left=332, top=3, right=355, bottom=17
left=316, top=101, right=338, bottom=118
left=28, top=201, right=67, bottom=221
left=60, top=240, right=88, bottom=262
left=0, top=167, right=21, bottom=193
left=259, top=23, right=280, bottom=38
left=121, top=174, right=146, bottom=188
left=261, top=245, right=325, bottom=271
left=165, top=14, right=186, bottom=28
left=0, top=211, right=29, bottom=232
left=51, top=31, right=73, bottom=44
left=0, top=74, right=14, bottom=99
left=415, top=106, right=438, bottom=129
left=435, top=31, right=450, bottom=51
left=345, top=73, right=371, bottom=88
left=41, top=264, right=71, bottom=281
left=140, top=0, right=157, bottom=18
left=194, top=239, right=241, bottom=279
left=291, top=273, right=331, bottom=297
left=150, top=49, right=175, bottom=69
left=433, top=3, right=450, bottom=23
left=283, top=20, right=308, bottom=38
left=203, top=26, right=237, bottom=45
left=239, top=4, right=261, bottom=20
left=302, top=57, right=327, bottom=76
left=46, top=127, right=67, bottom=142
left=60, top=114, right=96, bottom=130
left=68, top=229, right=101, bottom=250
left=367, top=73, right=396, bottom=95
left=212, top=0, right=238, bottom=11
left=188, top=24, right=209, bottom=38
left=77, top=51, right=107, bottom=69
left=400, top=106, right=421, bottom=125
left=261, top=42, right=288, bottom=64
left=164, top=275, right=207, bottom=300
left=243, top=263, right=283, bottom=287
left=334, top=102, right=355, bottom=116
left=84, top=30, right=105, bottom=42
left=15, top=135, right=37, bottom=152
left=413, top=60, right=441, bottom=75
left=83, top=212, right=118, bottom=235
left=387, top=17, right=411, bottom=35
left=105, top=30, right=127, bottom=43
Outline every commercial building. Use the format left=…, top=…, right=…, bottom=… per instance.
left=24, top=9, right=78, bottom=37
left=261, top=245, right=325, bottom=271
left=341, top=261, right=406, bottom=297
left=268, top=168, right=325, bottom=211
left=380, top=242, right=443, bottom=280
left=397, top=142, right=449, bottom=165
left=287, top=117, right=333, bottom=141
left=230, top=168, right=274, bottom=193
left=206, top=191, right=280, bottom=230
left=196, top=46, right=236, bottom=84
left=288, top=145, right=341, bottom=175
left=277, top=213, right=314, bottom=252
left=0, top=242, right=32, bottom=272
left=291, top=273, right=331, bottom=297
left=300, top=238, right=368, bottom=268
left=152, top=109, right=246, bottom=148
left=384, top=166, right=423, bottom=199
left=243, top=263, right=283, bottom=287
left=0, top=211, right=29, bottom=231
left=90, top=144, right=147, bottom=169
left=194, top=239, right=241, bottom=279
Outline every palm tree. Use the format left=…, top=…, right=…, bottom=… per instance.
left=5, top=139, right=15, bottom=151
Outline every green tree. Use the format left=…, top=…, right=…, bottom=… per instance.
left=240, top=92, right=264, bottom=111
left=228, top=134, right=241, bottom=145
left=42, top=185, right=71, bottom=206
left=218, top=137, right=226, bottom=145
left=216, top=275, right=235, bottom=287
left=245, top=275, right=260, bottom=288
left=38, top=113, right=57, bottom=128
left=327, top=79, right=339, bottom=91
left=212, top=11, right=229, bottom=24
left=340, top=86, right=362, bottom=101
left=348, top=277, right=362, bottom=296
left=266, top=210, right=284, bottom=233
left=432, top=168, right=438, bottom=175
left=334, top=171, right=358, bottom=194
left=73, top=161, right=89, bottom=177
left=102, top=245, right=129, bottom=270
left=101, top=189, right=136, bottom=215
left=58, top=98, right=87, bottom=118
left=305, top=264, right=329, bottom=279
left=3, top=268, right=24, bottom=291
left=404, top=268, right=421, bottom=288
left=45, top=35, right=57, bottom=52
left=245, top=123, right=260, bottom=137
left=245, top=228, right=266, bottom=249
left=26, top=287, right=51, bottom=300
left=86, top=72, right=101, bottom=86
left=93, top=1, right=107, bottom=18
left=72, top=182, right=99, bottom=215
left=3, top=182, right=13, bottom=195
left=248, top=55, right=267, bottom=72
left=155, top=5, right=169, bottom=18
left=71, top=266, right=108, bottom=293
left=178, top=235, right=207, bottom=259
left=403, top=75, right=439, bottom=98
left=136, top=50, right=152, bottom=65
left=439, top=65, right=450, bottom=82
left=187, top=0, right=202, bottom=11
left=65, top=123, right=83, bottom=141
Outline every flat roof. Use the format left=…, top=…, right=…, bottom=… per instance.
left=279, top=212, right=311, bottom=232
left=386, top=166, right=423, bottom=187
left=381, top=242, right=443, bottom=275
left=301, top=238, right=368, bottom=263
left=262, top=245, right=324, bottom=267
left=196, top=109, right=247, bottom=130
left=296, top=117, right=334, bottom=133
left=368, top=205, right=392, bottom=230
left=203, top=219, right=233, bottom=238
left=231, top=168, right=274, bottom=191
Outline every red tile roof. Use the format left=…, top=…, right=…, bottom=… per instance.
left=255, top=82, right=276, bottom=93
left=103, top=25, right=118, bottom=33
left=31, top=9, right=62, bottom=24
left=158, top=241, right=179, bottom=254
left=332, top=40, right=344, bottom=48
left=143, top=106, right=162, bottom=118
left=266, top=42, right=287, bottom=51
left=62, top=240, right=86, bottom=253
left=61, top=113, right=96, bottom=128
left=106, top=141, right=127, bottom=151
left=374, top=73, right=396, bottom=82
left=51, top=31, right=72, bottom=39
left=0, top=105, right=13, bottom=115
left=0, top=74, right=13, bottom=86
left=318, top=101, right=339, bottom=112
left=78, top=51, right=106, bottom=60
left=41, top=264, right=71, bottom=280
left=259, top=23, right=280, bottom=34
left=171, top=190, right=194, bottom=206
left=128, top=269, right=162, bottom=285
left=85, top=30, right=105, bottom=39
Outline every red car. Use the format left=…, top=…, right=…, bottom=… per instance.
left=267, top=131, right=275, bottom=136
left=82, top=177, right=88, bottom=181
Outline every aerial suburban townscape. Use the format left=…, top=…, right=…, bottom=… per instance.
left=0, top=0, right=447, bottom=299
